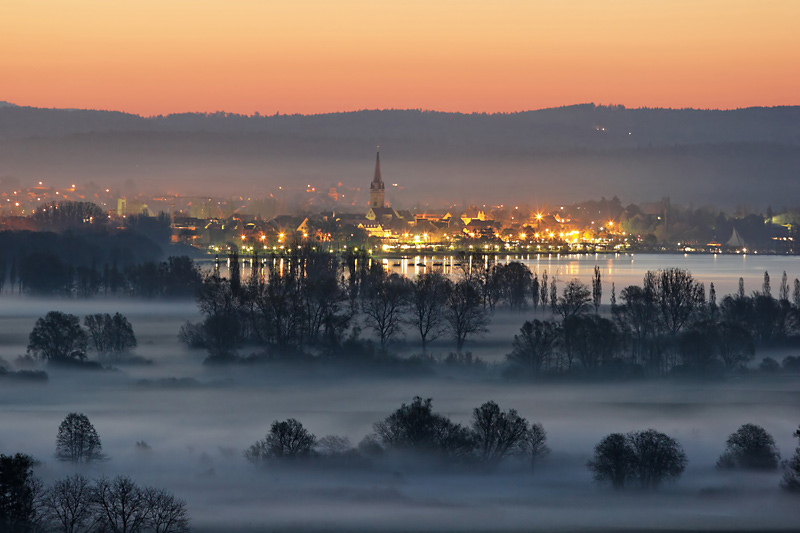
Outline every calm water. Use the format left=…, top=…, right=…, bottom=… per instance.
left=212, top=252, right=800, bottom=304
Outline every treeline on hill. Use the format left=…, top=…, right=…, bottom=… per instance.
left=182, top=248, right=800, bottom=377
left=0, top=201, right=203, bottom=297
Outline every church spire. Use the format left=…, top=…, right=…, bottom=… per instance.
left=373, top=146, right=382, bottom=184
left=369, top=145, right=385, bottom=209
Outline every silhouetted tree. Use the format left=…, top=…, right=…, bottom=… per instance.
left=587, top=433, right=635, bottom=490
left=716, top=321, right=755, bottom=371
left=627, top=429, right=687, bottom=490
left=362, top=273, right=409, bottom=350
left=84, top=313, right=137, bottom=358
left=717, top=423, right=780, bottom=470
left=555, top=279, right=592, bottom=320
left=245, top=419, right=317, bottom=463
left=373, top=396, right=473, bottom=462
left=0, top=453, right=42, bottom=533
left=194, top=274, right=244, bottom=359
left=42, top=474, right=97, bottom=533
left=20, top=252, right=72, bottom=295
left=142, top=487, right=190, bottom=533
left=32, top=201, right=106, bottom=231
left=564, top=314, right=619, bottom=374
left=27, top=312, right=88, bottom=363
left=470, top=401, right=529, bottom=468
left=588, top=430, right=687, bottom=490
left=526, top=422, right=550, bottom=470
left=653, top=268, right=704, bottom=336
left=407, top=273, right=451, bottom=351
left=93, top=476, right=149, bottom=533
left=498, top=262, right=532, bottom=310
left=592, top=265, right=602, bottom=313
left=781, top=426, right=800, bottom=492
left=444, top=279, right=489, bottom=352
left=507, top=320, right=560, bottom=377
left=55, top=413, right=105, bottom=463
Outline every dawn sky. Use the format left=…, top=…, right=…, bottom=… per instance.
left=3, top=0, right=799, bottom=115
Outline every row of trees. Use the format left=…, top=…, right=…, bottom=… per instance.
left=245, top=397, right=549, bottom=470
left=508, top=268, right=800, bottom=377
left=240, top=397, right=800, bottom=494
left=8, top=255, right=203, bottom=299
left=0, top=457, right=188, bottom=533
left=187, top=248, right=800, bottom=370
left=27, top=312, right=137, bottom=364
left=183, top=250, right=494, bottom=360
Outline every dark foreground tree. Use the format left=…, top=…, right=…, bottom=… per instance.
left=43, top=475, right=188, bottom=533
left=587, top=430, right=687, bottom=490
left=244, top=418, right=317, bottom=463
left=93, top=476, right=150, bottom=533
left=42, top=474, right=97, bottom=533
left=143, top=487, right=190, bottom=533
left=27, top=311, right=88, bottom=363
left=470, top=401, right=529, bottom=468
left=0, top=453, right=42, bottom=533
left=781, top=426, right=800, bottom=492
left=717, top=423, right=781, bottom=470
left=55, top=413, right=105, bottom=463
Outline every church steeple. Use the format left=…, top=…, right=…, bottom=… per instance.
left=373, top=147, right=382, bottom=184
left=369, top=146, right=385, bottom=209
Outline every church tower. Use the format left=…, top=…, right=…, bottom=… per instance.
left=369, top=147, right=385, bottom=209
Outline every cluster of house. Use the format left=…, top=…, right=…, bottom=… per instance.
left=167, top=151, right=620, bottom=253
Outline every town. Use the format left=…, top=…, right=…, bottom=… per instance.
left=0, top=149, right=796, bottom=256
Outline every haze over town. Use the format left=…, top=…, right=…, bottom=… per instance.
left=2, top=2, right=800, bottom=532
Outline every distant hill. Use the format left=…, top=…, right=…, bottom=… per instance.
left=0, top=104, right=798, bottom=208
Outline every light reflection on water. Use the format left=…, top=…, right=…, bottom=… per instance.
left=206, top=252, right=800, bottom=303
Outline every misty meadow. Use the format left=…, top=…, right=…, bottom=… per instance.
left=2, top=245, right=800, bottom=532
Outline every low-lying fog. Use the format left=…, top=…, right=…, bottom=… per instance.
left=2, top=298, right=799, bottom=531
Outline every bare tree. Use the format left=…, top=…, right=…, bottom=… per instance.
left=42, top=474, right=98, bottom=533
left=526, top=422, right=550, bottom=470
left=143, top=487, right=190, bottom=533
left=245, top=418, right=317, bottom=463
left=407, top=273, right=451, bottom=351
left=84, top=313, right=137, bottom=359
left=444, top=279, right=489, bottom=352
left=507, top=320, right=560, bottom=376
left=93, top=476, right=149, bottom=533
left=470, top=401, right=529, bottom=469
left=362, top=274, right=408, bottom=350
left=554, top=279, right=591, bottom=320
left=654, top=268, right=704, bottom=336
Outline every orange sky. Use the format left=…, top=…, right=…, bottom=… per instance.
left=2, top=1, right=798, bottom=115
